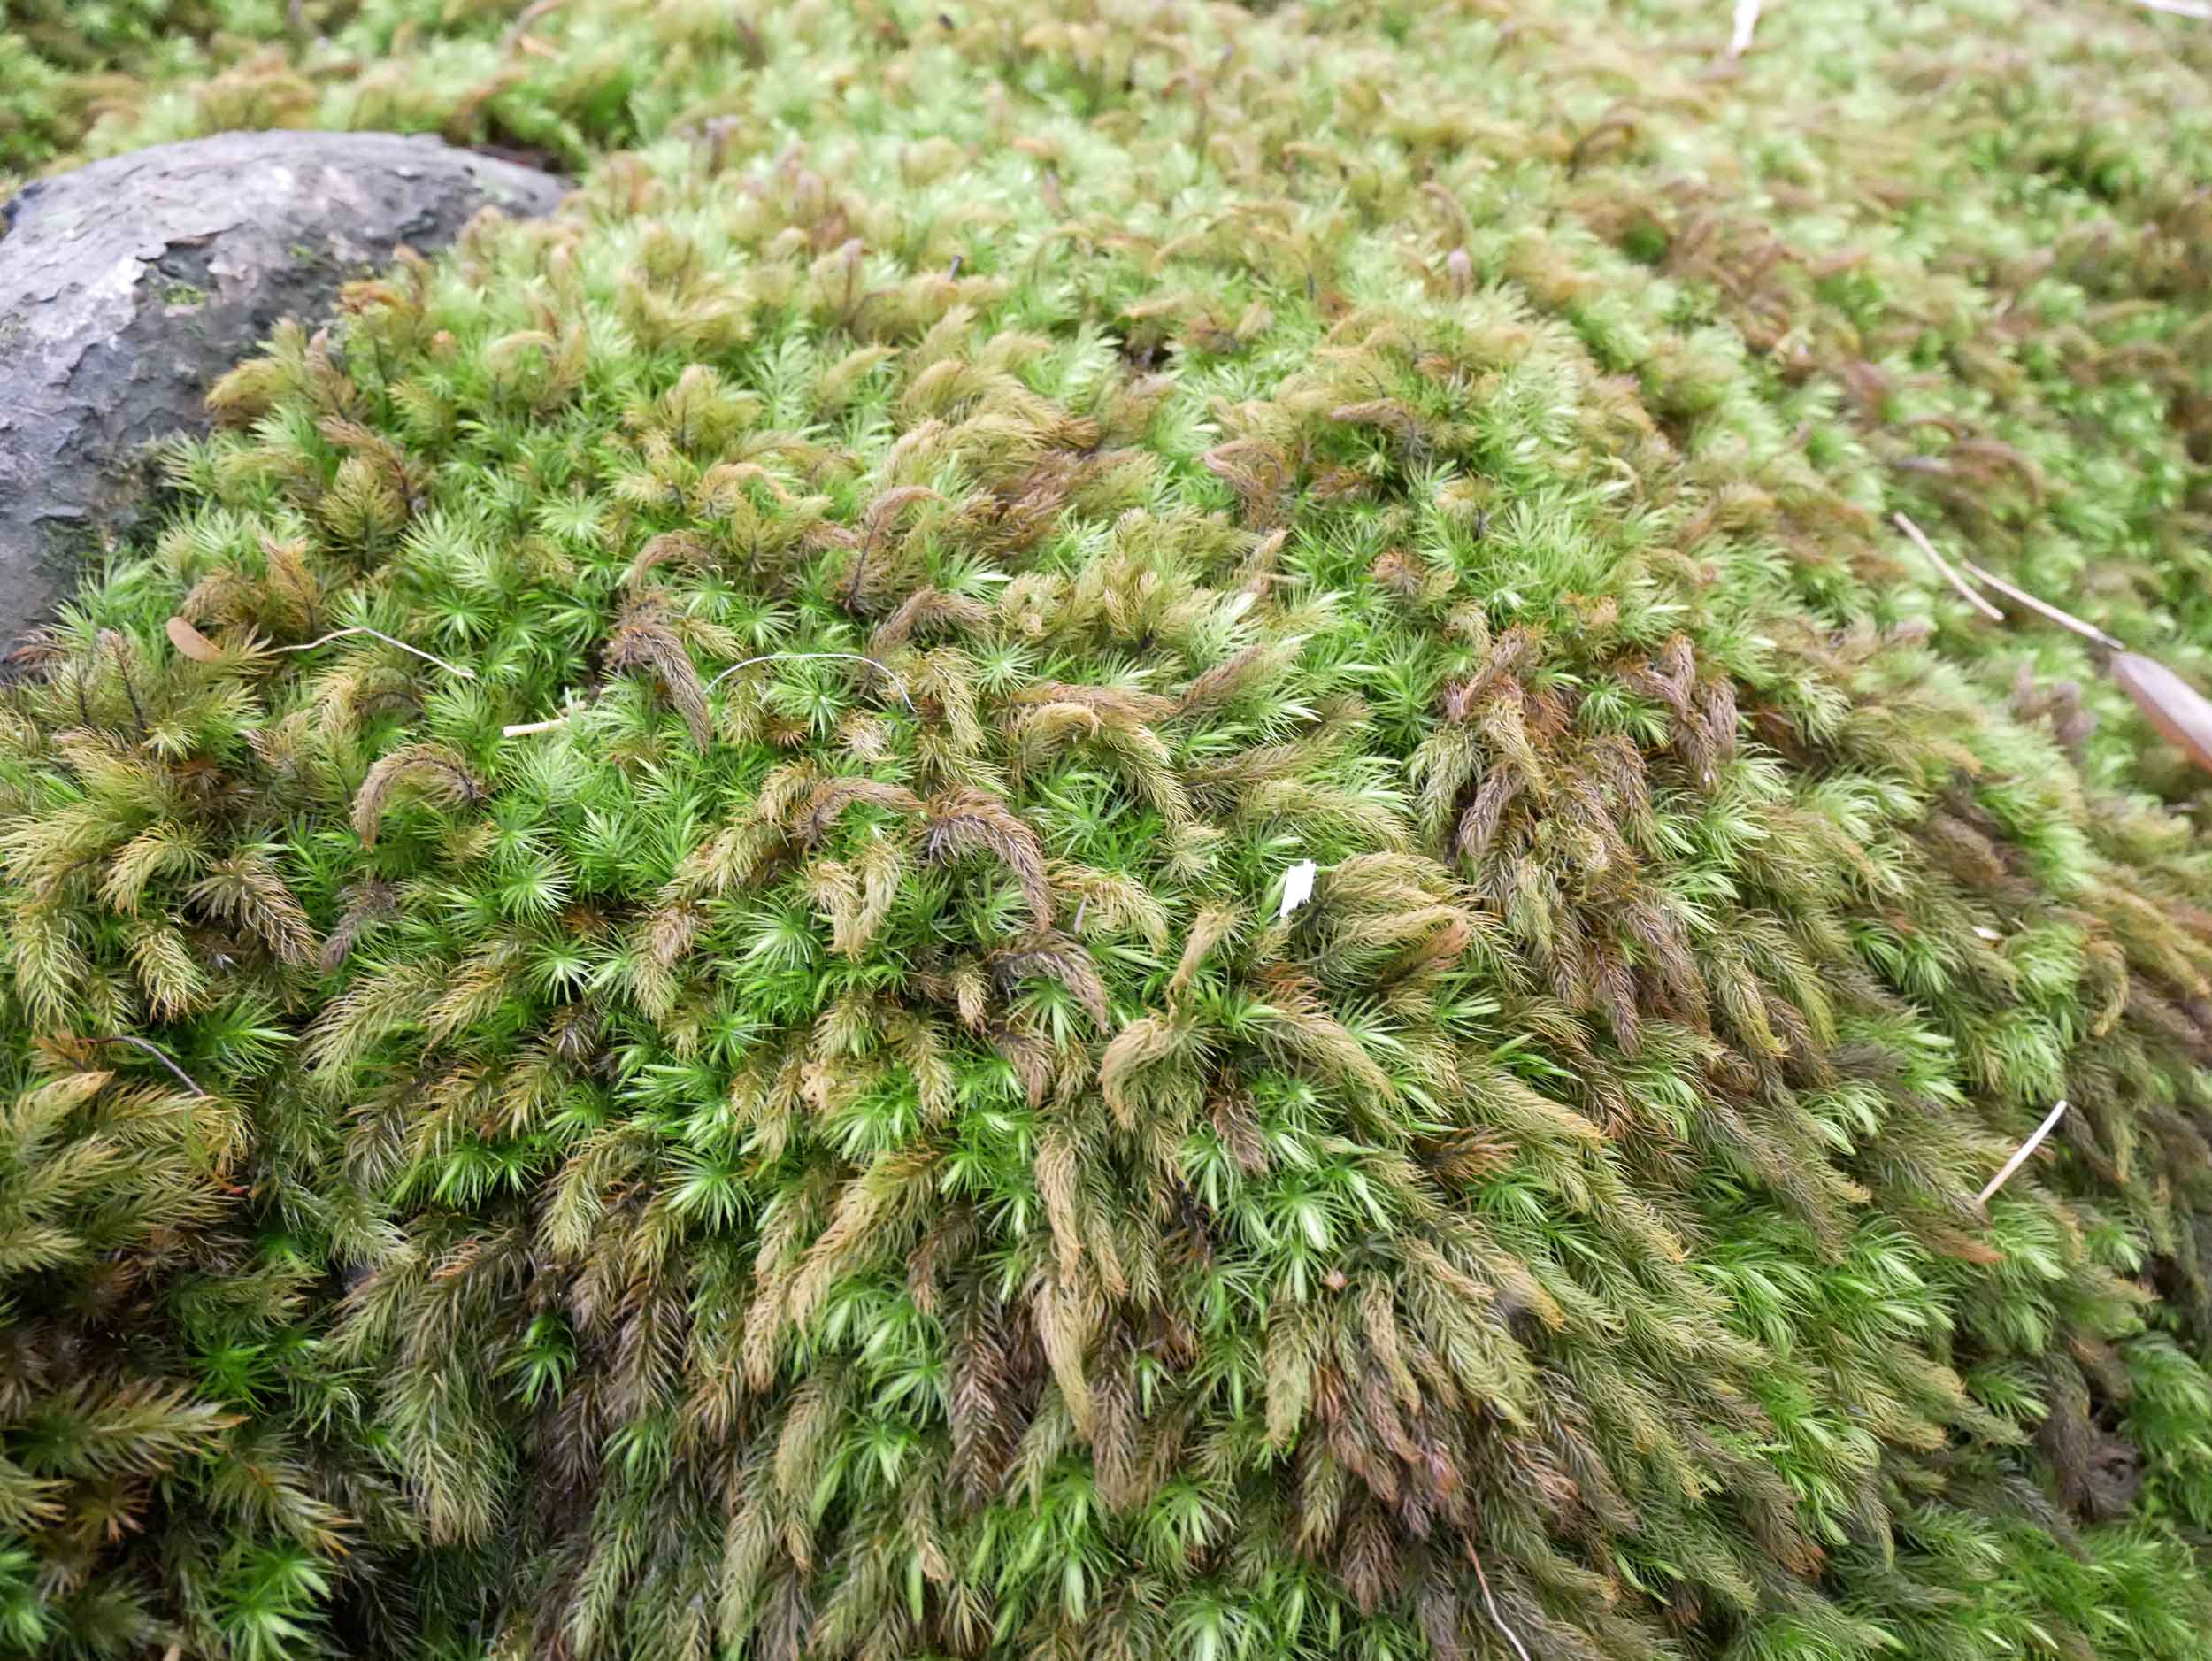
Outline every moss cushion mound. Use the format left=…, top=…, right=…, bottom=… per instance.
left=7, top=3, right=2212, bottom=1658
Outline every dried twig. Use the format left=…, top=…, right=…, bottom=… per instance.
left=1978, top=1099, right=2069, bottom=1205
left=93, top=1035, right=209, bottom=1097
left=1956, top=560, right=2124, bottom=651
left=841, top=486, right=940, bottom=612
left=703, top=651, right=918, bottom=711
left=1470, top=1547, right=1534, bottom=1661
left=1893, top=513, right=2002, bottom=624
left=273, top=626, right=477, bottom=679
left=1728, top=0, right=1763, bottom=56
left=501, top=0, right=570, bottom=52
left=501, top=651, right=916, bottom=738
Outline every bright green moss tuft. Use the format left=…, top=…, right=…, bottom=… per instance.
left=7, top=3, right=2212, bottom=1658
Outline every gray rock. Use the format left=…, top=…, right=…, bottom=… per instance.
left=0, top=130, right=565, bottom=637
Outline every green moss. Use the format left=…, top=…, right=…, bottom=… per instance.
left=6, top=3, right=2212, bottom=1659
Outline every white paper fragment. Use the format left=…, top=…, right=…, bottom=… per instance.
left=1279, top=859, right=1318, bottom=922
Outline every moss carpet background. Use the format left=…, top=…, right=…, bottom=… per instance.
left=8, top=2, right=2212, bottom=1658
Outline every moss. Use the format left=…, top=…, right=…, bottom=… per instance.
left=5, top=3, right=2212, bottom=1659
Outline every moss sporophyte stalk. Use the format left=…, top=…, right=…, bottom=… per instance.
left=8, top=2, right=2212, bottom=1658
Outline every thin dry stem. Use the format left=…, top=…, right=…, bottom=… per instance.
left=1956, top=560, right=2124, bottom=651
left=1471, top=1546, right=1535, bottom=1661
left=502, top=652, right=917, bottom=739
left=93, top=1034, right=209, bottom=1097
left=703, top=652, right=918, bottom=711
left=1893, top=513, right=2003, bottom=624
left=275, top=626, right=477, bottom=679
left=1978, top=1099, right=2069, bottom=1205
left=1728, top=0, right=1763, bottom=55
left=501, top=0, right=570, bottom=52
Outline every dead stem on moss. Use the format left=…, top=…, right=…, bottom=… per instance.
left=501, top=0, right=571, bottom=53
left=702, top=651, right=916, bottom=710
left=1978, top=1100, right=2070, bottom=1204
left=1471, top=1547, right=1535, bottom=1661
left=1955, top=561, right=2126, bottom=651
left=1729, top=0, right=1763, bottom=56
left=502, top=651, right=915, bottom=737
left=1893, top=512, right=2003, bottom=624
left=273, top=627, right=477, bottom=679
left=91, top=1035, right=208, bottom=1097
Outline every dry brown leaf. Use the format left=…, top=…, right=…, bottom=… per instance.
left=166, top=617, right=225, bottom=663
left=2112, top=652, right=2212, bottom=777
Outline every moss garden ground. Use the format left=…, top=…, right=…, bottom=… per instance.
left=12, top=1, right=2212, bottom=1657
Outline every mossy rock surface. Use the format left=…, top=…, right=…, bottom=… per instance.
left=6, top=4, right=2212, bottom=1660
left=0, top=130, right=564, bottom=635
